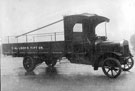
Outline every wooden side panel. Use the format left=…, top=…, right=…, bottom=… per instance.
left=51, top=41, right=64, bottom=53
left=2, top=41, right=65, bottom=57
left=37, top=42, right=51, bottom=54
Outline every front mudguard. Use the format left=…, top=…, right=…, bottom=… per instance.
left=94, top=52, right=122, bottom=70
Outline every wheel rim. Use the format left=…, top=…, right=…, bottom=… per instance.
left=121, top=57, right=134, bottom=71
left=102, top=58, right=121, bottom=78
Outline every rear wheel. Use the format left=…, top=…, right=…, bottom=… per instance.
left=45, top=59, right=57, bottom=67
left=23, top=56, right=36, bottom=72
left=102, top=57, right=122, bottom=78
left=121, top=57, right=134, bottom=71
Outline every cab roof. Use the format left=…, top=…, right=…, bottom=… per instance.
left=64, top=13, right=109, bottom=25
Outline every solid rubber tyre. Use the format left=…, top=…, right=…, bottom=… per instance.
left=102, top=57, right=122, bottom=78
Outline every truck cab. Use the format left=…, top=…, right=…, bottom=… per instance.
left=63, top=13, right=109, bottom=64
left=63, top=13, right=134, bottom=78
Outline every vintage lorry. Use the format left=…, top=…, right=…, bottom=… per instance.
left=2, top=13, right=134, bottom=78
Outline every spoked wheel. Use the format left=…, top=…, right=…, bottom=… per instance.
left=121, top=57, right=134, bottom=71
left=45, top=59, right=57, bottom=67
left=23, top=56, right=36, bottom=72
left=102, top=57, right=122, bottom=78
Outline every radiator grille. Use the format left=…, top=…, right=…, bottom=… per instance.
left=123, top=45, right=129, bottom=56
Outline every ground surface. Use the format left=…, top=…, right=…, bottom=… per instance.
left=1, top=55, right=135, bottom=91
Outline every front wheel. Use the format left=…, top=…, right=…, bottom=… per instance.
left=121, top=57, right=134, bottom=71
left=102, top=57, right=122, bottom=78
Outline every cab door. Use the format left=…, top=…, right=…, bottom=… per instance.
left=82, top=21, right=96, bottom=65
left=72, top=23, right=93, bottom=64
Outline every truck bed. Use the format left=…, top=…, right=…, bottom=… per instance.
left=2, top=41, right=65, bottom=57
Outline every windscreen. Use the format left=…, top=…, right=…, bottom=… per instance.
left=95, top=22, right=107, bottom=37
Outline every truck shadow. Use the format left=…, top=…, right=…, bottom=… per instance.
left=24, top=66, right=58, bottom=79
left=23, top=65, right=132, bottom=86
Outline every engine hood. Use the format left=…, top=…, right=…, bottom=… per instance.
left=95, top=40, right=120, bottom=46
left=95, top=40, right=129, bottom=55
left=95, top=40, right=130, bottom=55
left=96, top=39, right=129, bottom=46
